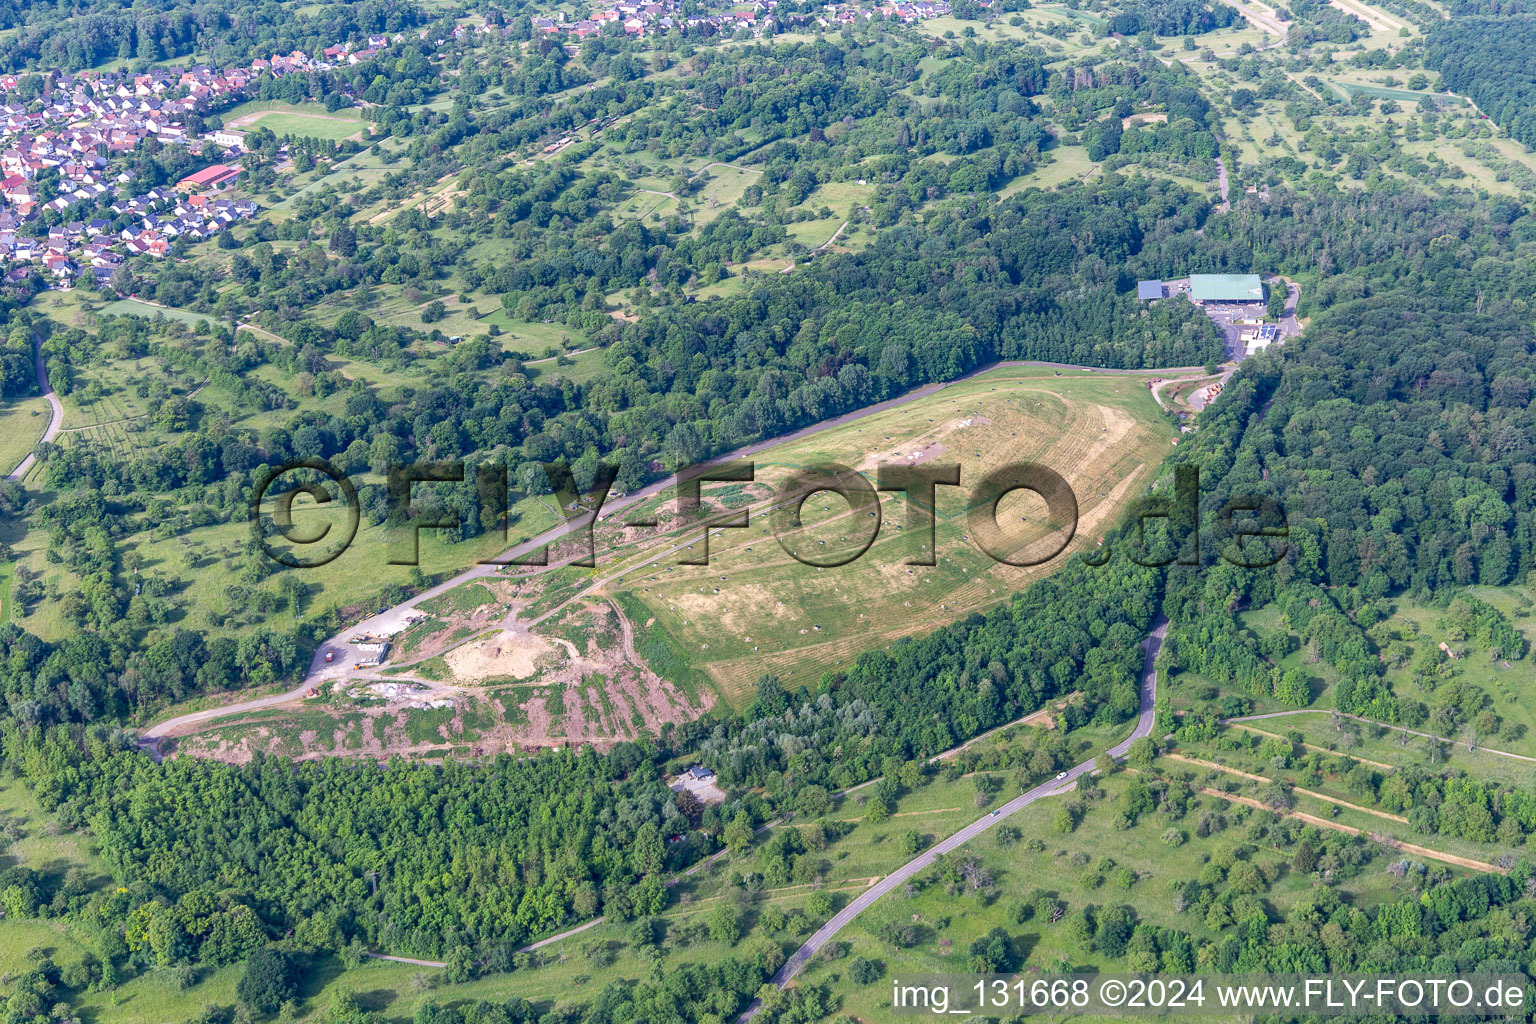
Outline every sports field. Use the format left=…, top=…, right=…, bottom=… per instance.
left=222, top=100, right=367, bottom=141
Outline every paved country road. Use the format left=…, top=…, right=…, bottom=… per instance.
left=8, top=332, right=62, bottom=481
left=736, top=617, right=1169, bottom=1022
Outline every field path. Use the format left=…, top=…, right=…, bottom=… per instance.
left=688, top=161, right=761, bottom=182
left=8, top=331, right=63, bottom=481
left=1227, top=721, right=1395, bottom=769
left=1222, top=0, right=1288, bottom=37
left=813, top=221, right=849, bottom=252
left=363, top=952, right=448, bottom=968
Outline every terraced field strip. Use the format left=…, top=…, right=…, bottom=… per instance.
left=1185, top=782, right=1503, bottom=874
left=1227, top=721, right=1396, bottom=769
left=1331, top=80, right=1464, bottom=105
left=1164, top=753, right=1409, bottom=823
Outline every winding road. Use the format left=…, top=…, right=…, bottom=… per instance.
left=8, top=332, right=62, bottom=482
left=737, top=617, right=1167, bottom=1021
left=139, top=682, right=322, bottom=752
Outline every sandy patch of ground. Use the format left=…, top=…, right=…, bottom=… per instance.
left=446, top=629, right=558, bottom=680
left=855, top=439, right=948, bottom=472
left=671, top=585, right=791, bottom=635
left=670, top=774, right=727, bottom=805
left=853, top=412, right=989, bottom=473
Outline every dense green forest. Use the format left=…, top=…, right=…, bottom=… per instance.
left=0, top=549, right=1160, bottom=956
left=1425, top=14, right=1536, bottom=150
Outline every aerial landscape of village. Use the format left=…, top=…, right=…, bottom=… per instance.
left=0, top=0, right=1531, bottom=1020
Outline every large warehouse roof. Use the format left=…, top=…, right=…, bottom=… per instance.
left=1190, top=273, right=1263, bottom=302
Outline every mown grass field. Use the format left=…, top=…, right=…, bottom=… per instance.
left=222, top=99, right=368, bottom=141
left=1330, top=79, right=1465, bottom=106
left=591, top=365, right=1183, bottom=703
left=99, top=298, right=211, bottom=326
left=0, top=395, right=51, bottom=475
left=998, top=143, right=1101, bottom=197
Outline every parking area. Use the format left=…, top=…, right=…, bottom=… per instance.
left=1201, top=300, right=1272, bottom=362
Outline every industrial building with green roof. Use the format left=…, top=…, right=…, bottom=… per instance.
left=1189, top=273, right=1264, bottom=303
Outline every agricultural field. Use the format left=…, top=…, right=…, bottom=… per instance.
left=1329, top=79, right=1465, bottom=107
